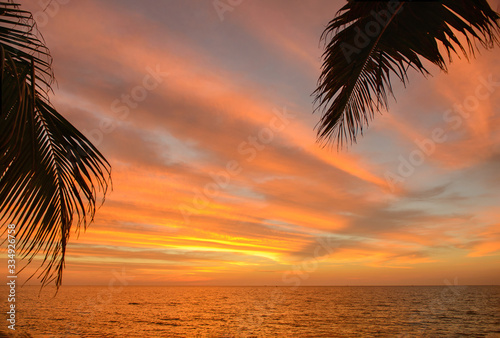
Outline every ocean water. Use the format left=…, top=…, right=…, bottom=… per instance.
left=3, top=285, right=500, bottom=337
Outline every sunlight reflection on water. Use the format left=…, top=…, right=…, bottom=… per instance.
left=7, top=285, right=500, bottom=337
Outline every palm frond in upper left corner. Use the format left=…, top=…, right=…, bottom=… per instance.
left=1, top=1, right=111, bottom=287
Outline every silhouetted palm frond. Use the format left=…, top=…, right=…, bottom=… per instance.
left=313, top=0, right=500, bottom=148
left=1, top=1, right=111, bottom=287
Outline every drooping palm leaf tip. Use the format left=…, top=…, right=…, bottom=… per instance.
left=0, top=2, right=111, bottom=287
left=313, top=0, right=500, bottom=149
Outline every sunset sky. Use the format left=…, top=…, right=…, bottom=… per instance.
left=12, top=0, right=500, bottom=286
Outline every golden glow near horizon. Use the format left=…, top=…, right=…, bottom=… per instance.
left=3, top=0, right=500, bottom=286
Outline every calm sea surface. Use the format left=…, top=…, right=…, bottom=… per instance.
left=3, top=285, right=500, bottom=337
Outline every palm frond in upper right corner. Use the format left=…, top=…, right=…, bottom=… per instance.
left=313, top=0, right=500, bottom=149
